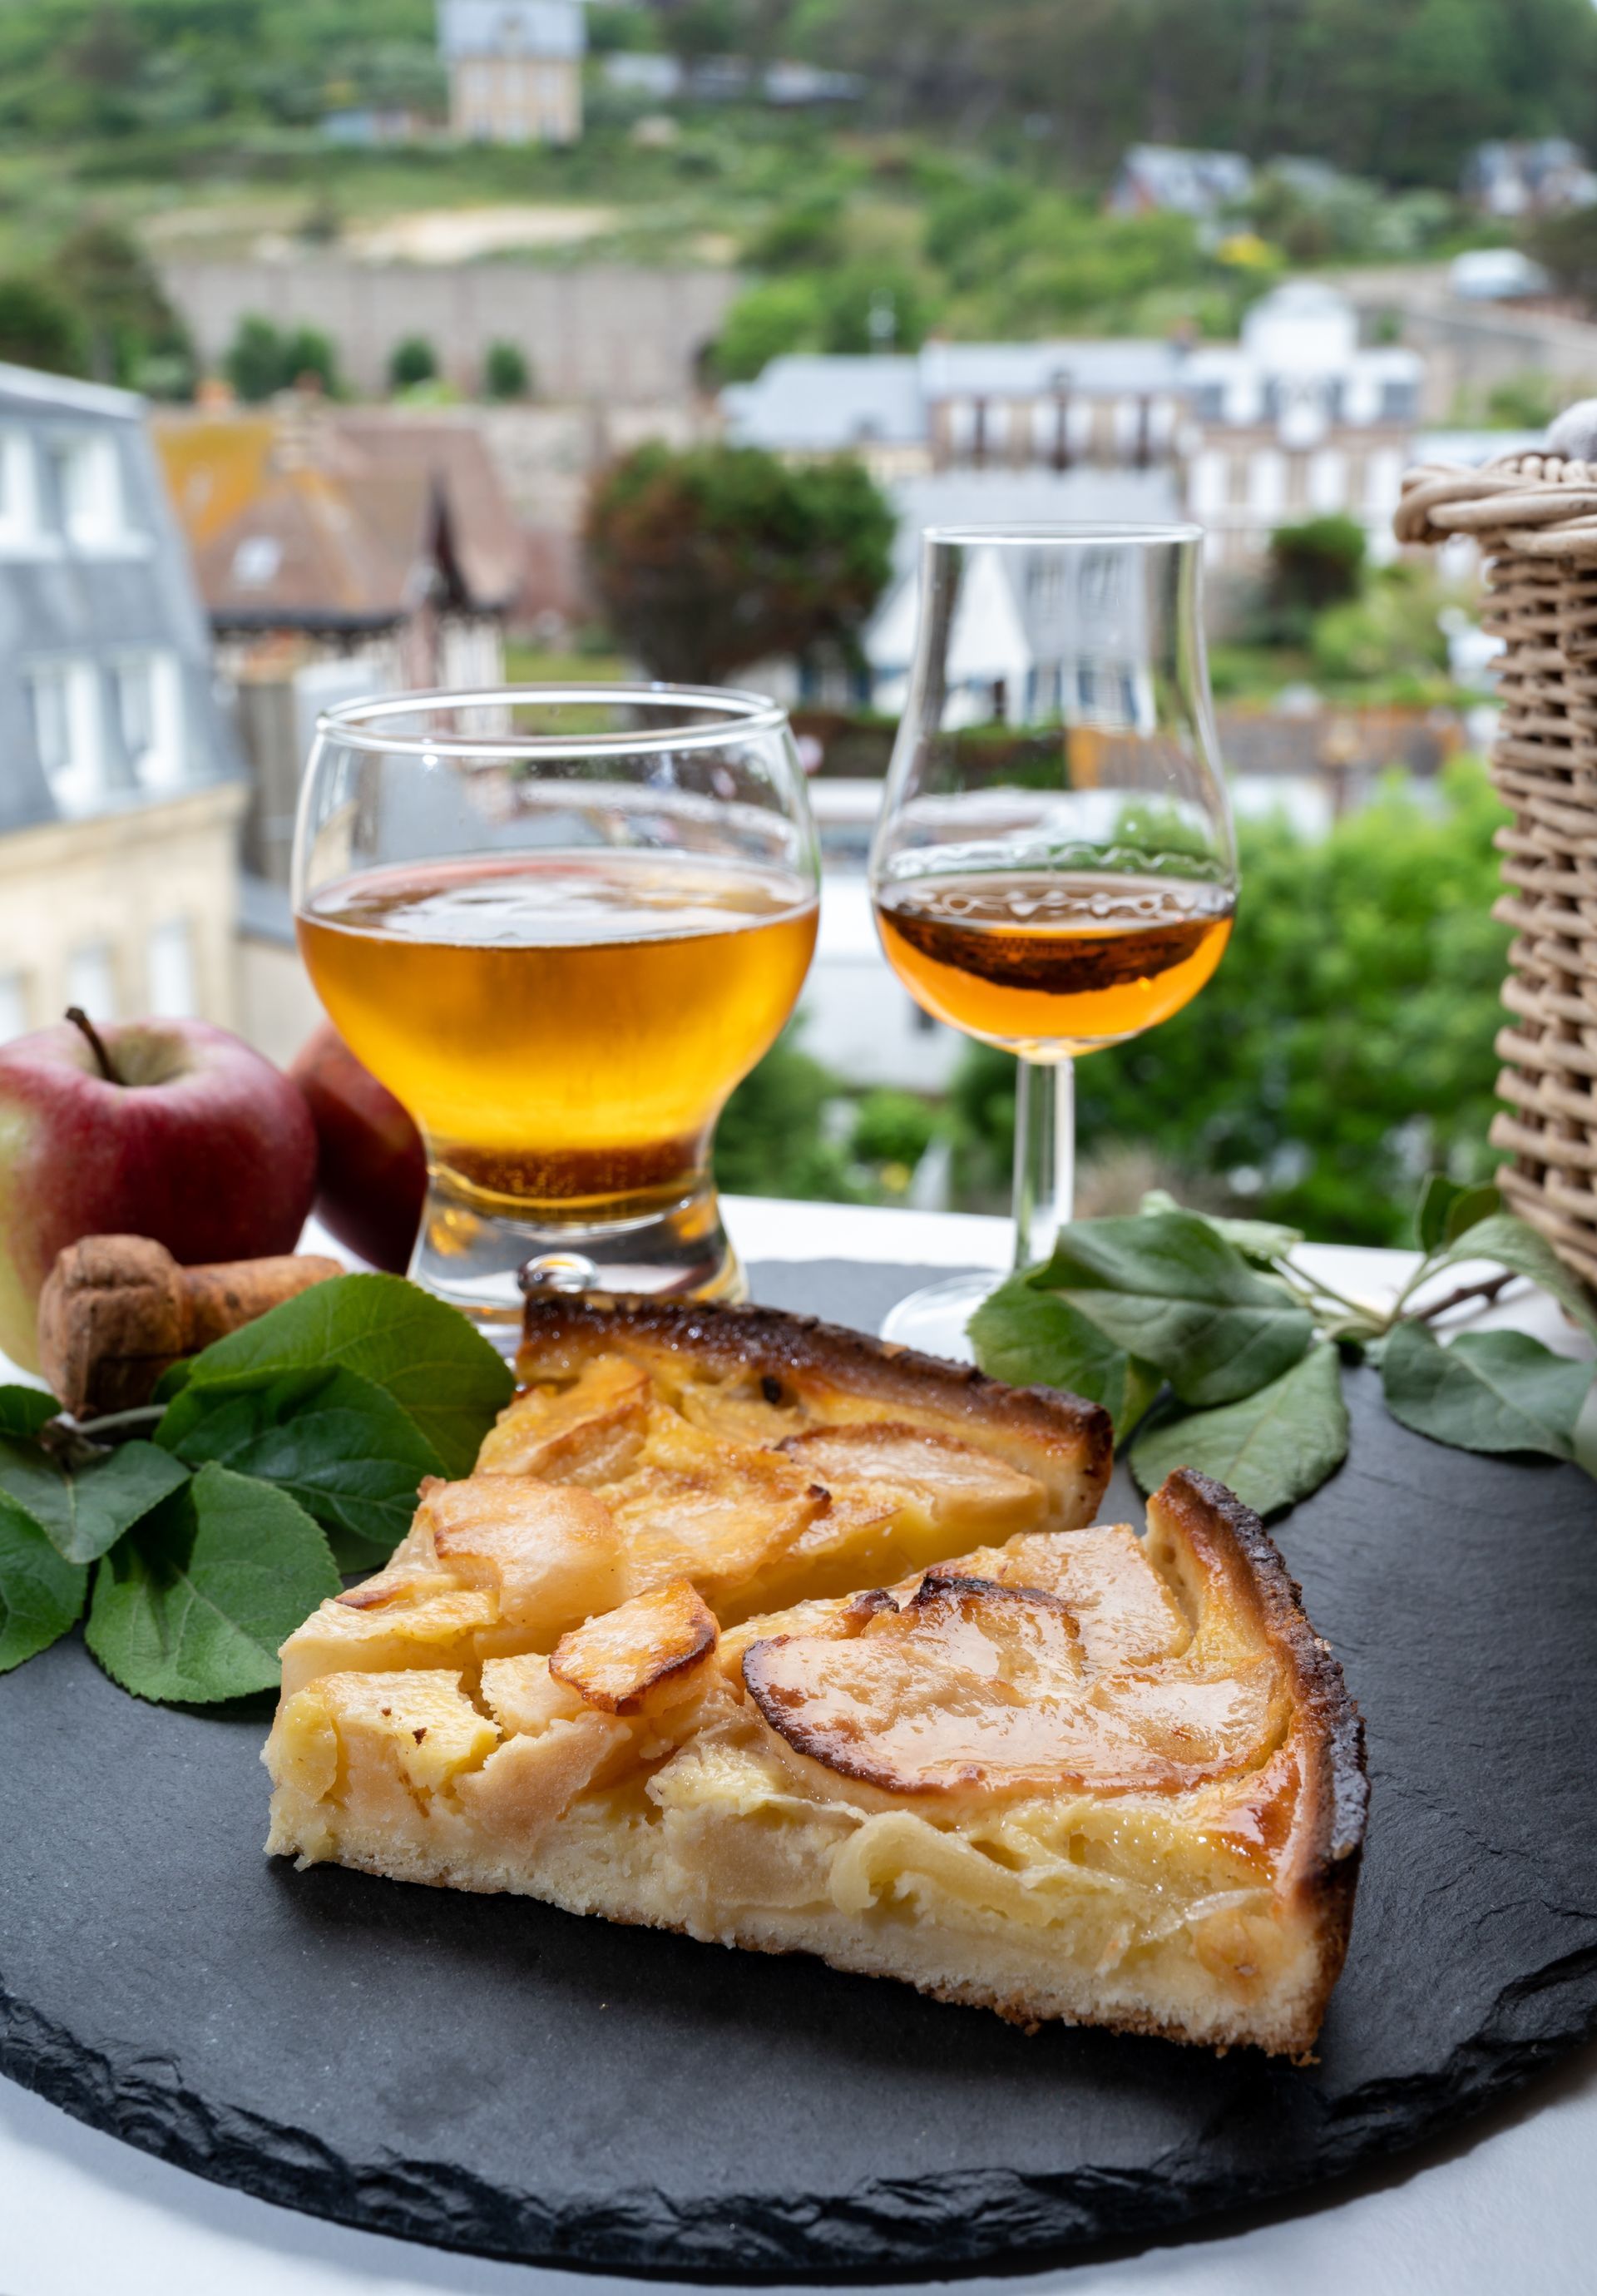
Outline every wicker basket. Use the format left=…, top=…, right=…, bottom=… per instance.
left=1395, top=453, right=1597, bottom=1292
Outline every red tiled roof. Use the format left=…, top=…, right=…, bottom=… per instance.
left=155, top=405, right=524, bottom=632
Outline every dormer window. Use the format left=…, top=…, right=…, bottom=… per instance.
left=0, top=431, right=42, bottom=549
left=232, top=534, right=282, bottom=586
left=47, top=432, right=136, bottom=552
left=114, top=651, right=185, bottom=792
left=27, top=659, right=104, bottom=816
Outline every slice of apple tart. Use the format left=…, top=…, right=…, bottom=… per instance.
left=265, top=1303, right=1365, bottom=2058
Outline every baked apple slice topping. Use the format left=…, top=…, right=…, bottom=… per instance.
left=742, top=1564, right=1281, bottom=1799
left=777, top=1420, right=1046, bottom=1544
left=550, top=1578, right=719, bottom=1715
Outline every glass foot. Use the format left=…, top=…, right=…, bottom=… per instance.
left=409, top=1169, right=747, bottom=1354
left=878, top=1269, right=1004, bottom=1363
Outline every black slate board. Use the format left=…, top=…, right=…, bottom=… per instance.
left=3, top=1256, right=1596, bottom=2280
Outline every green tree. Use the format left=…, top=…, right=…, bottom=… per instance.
left=225, top=314, right=287, bottom=403
left=0, top=275, right=87, bottom=376
left=388, top=334, right=438, bottom=391
left=714, top=276, right=827, bottom=383
left=715, top=1025, right=858, bottom=1200
left=949, top=765, right=1510, bottom=1248
left=483, top=339, right=530, bottom=399
left=55, top=220, right=193, bottom=395
left=584, top=440, right=895, bottom=683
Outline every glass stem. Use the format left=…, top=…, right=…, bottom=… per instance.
left=1012, top=1055, right=1074, bottom=1272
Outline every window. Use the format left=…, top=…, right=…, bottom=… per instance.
left=0, top=432, right=42, bottom=549
left=1248, top=449, right=1288, bottom=520
left=0, top=968, right=28, bottom=1042
left=1308, top=448, right=1348, bottom=514
left=66, top=940, right=116, bottom=1022
left=1189, top=448, right=1227, bottom=517
left=1379, top=379, right=1417, bottom=423
left=231, top=535, right=282, bottom=587
left=114, top=652, right=185, bottom=791
left=27, top=660, right=103, bottom=816
left=47, top=433, right=131, bottom=551
left=146, top=919, right=196, bottom=1017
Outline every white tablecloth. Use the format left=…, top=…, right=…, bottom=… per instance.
left=4, top=1197, right=1594, bottom=2295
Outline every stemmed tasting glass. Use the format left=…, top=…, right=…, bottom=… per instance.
left=869, top=526, right=1238, bottom=1358
left=294, top=686, right=819, bottom=1350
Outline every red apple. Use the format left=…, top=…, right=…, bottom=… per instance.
left=0, top=1012, right=318, bottom=1371
left=289, top=1023, right=426, bottom=1276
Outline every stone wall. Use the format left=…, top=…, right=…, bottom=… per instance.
left=157, top=260, right=744, bottom=404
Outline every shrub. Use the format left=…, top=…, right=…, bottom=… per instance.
left=849, top=1090, right=938, bottom=1170
left=280, top=324, right=340, bottom=395
left=224, top=314, right=284, bottom=403
left=388, top=335, right=438, bottom=391
left=716, top=1027, right=858, bottom=1202
left=1267, top=516, right=1368, bottom=631
left=483, top=339, right=530, bottom=400
left=224, top=315, right=340, bottom=402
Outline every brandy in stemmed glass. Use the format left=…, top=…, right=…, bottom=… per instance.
left=293, top=685, right=819, bottom=1348
left=869, top=526, right=1238, bottom=1358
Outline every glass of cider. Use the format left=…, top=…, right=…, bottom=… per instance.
left=869, top=526, right=1238, bottom=1358
left=293, top=686, right=819, bottom=1343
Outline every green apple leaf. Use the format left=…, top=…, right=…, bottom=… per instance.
left=1416, top=1176, right=1500, bottom=1253
left=1381, top=1321, right=1593, bottom=1464
left=158, top=1365, right=444, bottom=1568
left=0, top=1491, right=87, bottom=1673
left=0, top=1435, right=190, bottom=1566
left=86, top=1462, right=340, bottom=1705
left=967, top=1274, right=1159, bottom=1438
left=1139, top=1190, right=1304, bottom=1269
left=1429, top=1211, right=1597, bottom=1341
left=1029, top=1211, right=1315, bottom=1407
left=1574, top=1379, right=1597, bottom=1482
left=174, top=1273, right=513, bottom=1477
left=0, top=1385, right=57, bottom=1440
left=1128, top=1341, right=1349, bottom=1520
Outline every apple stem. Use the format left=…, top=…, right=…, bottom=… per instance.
left=65, top=1006, right=120, bottom=1085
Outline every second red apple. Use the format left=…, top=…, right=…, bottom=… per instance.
left=290, top=1024, right=427, bottom=1274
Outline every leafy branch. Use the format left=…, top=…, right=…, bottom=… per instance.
left=970, top=1180, right=1597, bottom=1520
left=0, top=1275, right=512, bottom=1705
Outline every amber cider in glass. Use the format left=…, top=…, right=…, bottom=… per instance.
left=298, top=853, right=818, bottom=1205
left=873, top=870, right=1234, bottom=1057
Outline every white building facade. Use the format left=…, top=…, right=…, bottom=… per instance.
left=722, top=283, right=1424, bottom=573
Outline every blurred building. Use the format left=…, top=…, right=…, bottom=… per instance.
left=0, top=363, right=245, bottom=1042
left=724, top=285, right=1423, bottom=572
left=600, top=52, right=863, bottom=106
left=1462, top=139, right=1597, bottom=220
left=155, top=400, right=525, bottom=884
left=1107, top=145, right=1253, bottom=221
left=1184, top=280, right=1421, bottom=567
left=439, top=0, right=585, bottom=146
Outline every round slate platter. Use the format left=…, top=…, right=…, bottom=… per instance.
left=3, top=1257, right=1597, bottom=2280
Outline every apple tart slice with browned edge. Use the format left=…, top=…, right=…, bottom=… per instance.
left=265, top=1302, right=1366, bottom=2057
left=274, top=1300, right=1115, bottom=1695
